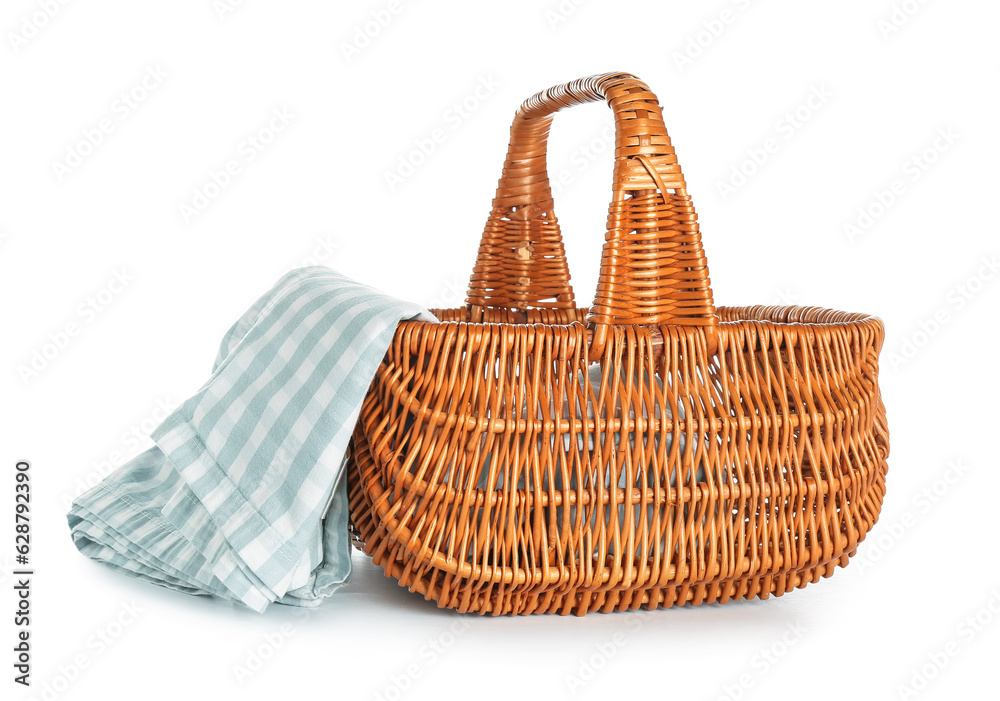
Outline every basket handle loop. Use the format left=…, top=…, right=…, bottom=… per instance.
left=465, top=72, right=718, bottom=360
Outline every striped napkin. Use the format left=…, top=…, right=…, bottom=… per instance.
left=67, top=267, right=434, bottom=612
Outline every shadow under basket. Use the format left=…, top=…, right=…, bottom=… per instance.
left=346, top=73, right=889, bottom=616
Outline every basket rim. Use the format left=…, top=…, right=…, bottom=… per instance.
left=414, top=304, right=883, bottom=330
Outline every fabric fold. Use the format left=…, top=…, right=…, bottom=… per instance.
left=68, top=266, right=434, bottom=612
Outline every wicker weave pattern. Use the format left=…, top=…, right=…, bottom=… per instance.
left=347, top=74, right=889, bottom=615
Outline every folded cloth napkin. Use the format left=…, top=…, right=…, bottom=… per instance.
left=67, top=266, right=435, bottom=612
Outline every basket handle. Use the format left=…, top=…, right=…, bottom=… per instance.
left=465, top=72, right=717, bottom=359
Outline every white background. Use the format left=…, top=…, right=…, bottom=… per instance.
left=2, top=1, right=998, bottom=700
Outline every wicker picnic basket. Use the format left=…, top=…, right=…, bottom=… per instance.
left=347, top=72, right=889, bottom=615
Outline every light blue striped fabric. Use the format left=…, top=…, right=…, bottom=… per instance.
left=67, top=267, right=434, bottom=612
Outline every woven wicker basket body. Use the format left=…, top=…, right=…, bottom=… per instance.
left=347, top=73, right=889, bottom=615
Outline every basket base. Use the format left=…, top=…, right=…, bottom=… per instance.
left=351, top=532, right=856, bottom=616
left=347, top=432, right=880, bottom=616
